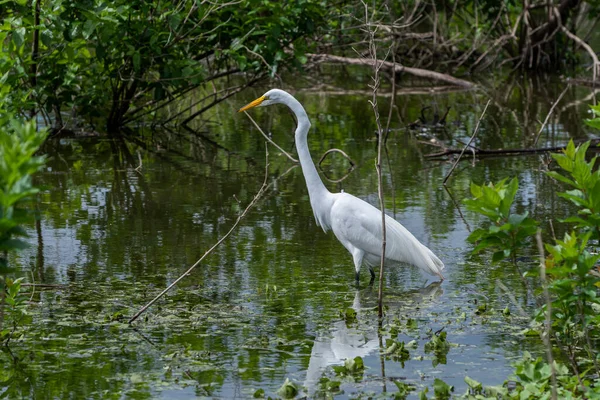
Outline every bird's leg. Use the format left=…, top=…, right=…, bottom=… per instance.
left=351, top=249, right=364, bottom=286
left=369, top=266, right=375, bottom=280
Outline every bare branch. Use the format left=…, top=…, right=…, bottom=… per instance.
left=533, top=85, right=570, bottom=146
left=243, top=111, right=298, bottom=163
left=307, top=53, right=475, bottom=88
left=129, top=145, right=270, bottom=324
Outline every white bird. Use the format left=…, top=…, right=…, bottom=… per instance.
left=239, top=89, right=445, bottom=282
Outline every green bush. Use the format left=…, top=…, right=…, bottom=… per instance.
left=465, top=135, right=600, bottom=396
left=0, top=118, right=47, bottom=343
left=463, top=177, right=538, bottom=266
left=1, top=0, right=328, bottom=131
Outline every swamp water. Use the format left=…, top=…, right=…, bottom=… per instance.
left=2, top=75, right=598, bottom=398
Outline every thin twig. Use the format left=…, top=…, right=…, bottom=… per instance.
left=135, top=150, right=143, bottom=173
left=443, top=186, right=471, bottom=232
left=495, top=279, right=528, bottom=318
left=383, top=47, right=397, bottom=143
left=533, top=85, right=569, bottom=146
left=361, top=0, right=387, bottom=319
left=29, top=271, right=35, bottom=302
left=443, top=99, right=491, bottom=185
left=536, top=230, right=557, bottom=400
left=243, top=111, right=298, bottom=163
left=128, top=145, right=270, bottom=324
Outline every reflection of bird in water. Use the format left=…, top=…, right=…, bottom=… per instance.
left=303, top=282, right=443, bottom=394
left=240, top=89, right=445, bottom=283
left=303, top=289, right=379, bottom=392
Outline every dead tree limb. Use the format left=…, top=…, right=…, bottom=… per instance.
left=560, top=26, right=600, bottom=82
left=426, top=139, right=600, bottom=159
left=307, top=53, right=476, bottom=88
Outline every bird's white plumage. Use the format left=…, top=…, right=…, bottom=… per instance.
left=240, top=88, right=445, bottom=280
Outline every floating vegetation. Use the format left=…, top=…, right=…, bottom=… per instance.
left=332, top=356, right=365, bottom=380
left=424, top=331, right=452, bottom=366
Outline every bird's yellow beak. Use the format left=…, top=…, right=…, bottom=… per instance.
left=238, top=95, right=266, bottom=112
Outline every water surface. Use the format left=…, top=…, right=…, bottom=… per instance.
left=2, top=74, right=598, bottom=398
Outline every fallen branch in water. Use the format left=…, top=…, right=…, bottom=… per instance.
left=307, top=53, right=476, bottom=88
left=298, top=85, right=471, bottom=96
left=128, top=146, right=270, bottom=324
left=425, top=139, right=600, bottom=159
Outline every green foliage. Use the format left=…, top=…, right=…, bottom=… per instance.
left=383, top=339, right=411, bottom=363
left=465, top=137, right=600, bottom=398
left=332, top=356, right=365, bottom=380
left=424, top=331, right=451, bottom=366
left=393, top=381, right=416, bottom=399
left=317, top=376, right=341, bottom=394
left=276, top=378, right=298, bottom=399
left=543, top=140, right=600, bottom=354
left=1, top=0, right=328, bottom=130
left=547, top=140, right=600, bottom=238
left=463, top=177, right=537, bottom=265
left=0, top=119, right=47, bottom=273
left=585, top=104, right=600, bottom=130
left=341, top=307, right=357, bottom=323
left=433, top=378, right=454, bottom=399
left=0, top=117, right=47, bottom=344
left=461, top=352, right=600, bottom=399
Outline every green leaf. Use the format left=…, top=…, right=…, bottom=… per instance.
left=552, top=153, right=573, bottom=172
left=433, top=378, right=453, bottom=399
left=276, top=378, right=297, bottom=399
left=469, top=181, right=483, bottom=198
left=492, top=250, right=506, bottom=262
left=586, top=118, right=600, bottom=130
left=500, top=178, right=519, bottom=217
left=83, top=19, right=97, bottom=39
left=546, top=170, right=575, bottom=187
left=393, top=381, right=415, bottom=399
left=464, top=376, right=482, bottom=391
left=11, top=28, right=24, bottom=48
left=0, top=238, right=29, bottom=251
left=133, top=52, right=141, bottom=72
left=168, top=13, right=182, bottom=30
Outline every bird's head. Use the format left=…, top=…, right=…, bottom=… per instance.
left=238, top=89, right=288, bottom=112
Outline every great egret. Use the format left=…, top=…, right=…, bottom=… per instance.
left=239, top=89, right=445, bottom=282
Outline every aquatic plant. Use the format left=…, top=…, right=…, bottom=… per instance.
left=463, top=177, right=538, bottom=269
left=466, top=137, right=600, bottom=396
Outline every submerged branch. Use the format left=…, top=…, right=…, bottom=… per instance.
left=426, top=139, right=600, bottom=159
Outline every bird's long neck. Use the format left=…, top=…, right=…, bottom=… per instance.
left=283, top=94, right=332, bottom=230
left=288, top=97, right=329, bottom=200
